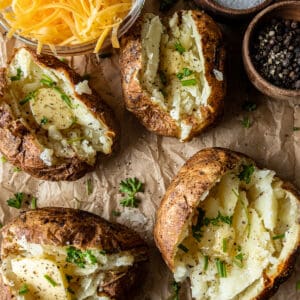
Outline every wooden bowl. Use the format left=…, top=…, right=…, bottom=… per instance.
left=243, top=1, right=300, bottom=101
left=194, top=0, right=273, bottom=21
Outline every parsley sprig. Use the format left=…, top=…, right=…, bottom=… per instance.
left=7, top=193, right=24, bottom=209
left=119, top=178, right=143, bottom=208
left=66, top=246, right=97, bottom=268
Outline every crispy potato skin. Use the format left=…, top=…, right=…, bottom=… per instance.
left=0, top=207, right=148, bottom=300
left=154, top=147, right=300, bottom=299
left=120, top=10, right=226, bottom=141
left=0, top=47, right=118, bottom=181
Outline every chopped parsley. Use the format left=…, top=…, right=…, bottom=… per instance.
left=40, top=74, right=56, bottom=87
left=176, top=68, right=193, bottom=80
left=112, top=210, right=121, bottom=217
left=40, top=116, right=49, bottom=125
left=44, top=275, right=57, bottom=287
left=216, top=259, right=227, bottom=277
left=10, top=68, right=22, bottom=81
left=86, top=178, right=93, bottom=195
left=238, top=164, right=255, bottom=184
left=31, top=197, right=37, bottom=209
left=66, top=246, right=97, bottom=268
left=241, top=116, right=252, bottom=128
left=119, top=177, right=143, bottom=208
left=192, top=207, right=206, bottom=241
left=7, top=192, right=24, bottom=209
left=178, top=243, right=189, bottom=253
left=172, top=281, right=181, bottom=300
left=181, top=79, right=197, bottom=86
left=272, top=233, right=285, bottom=240
left=242, top=101, right=257, bottom=112
left=222, top=238, right=227, bottom=252
left=19, top=90, right=37, bottom=105
left=18, top=283, right=29, bottom=295
left=204, top=255, right=209, bottom=271
left=204, top=211, right=233, bottom=227
left=174, top=41, right=185, bottom=54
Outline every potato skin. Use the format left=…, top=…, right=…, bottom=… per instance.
left=154, top=147, right=300, bottom=300
left=0, top=207, right=148, bottom=300
left=120, top=10, right=226, bottom=141
left=0, top=47, right=119, bottom=181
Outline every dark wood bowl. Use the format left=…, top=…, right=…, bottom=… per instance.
left=242, top=1, right=300, bottom=101
left=194, top=0, right=273, bottom=21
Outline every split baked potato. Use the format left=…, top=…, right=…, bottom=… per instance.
left=120, top=10, right=226, bottom=141
left=154, top=148, right=300, bottom=299
left=0, top=47, right=118, bottom=181
left=0, top=207, right=148, bottom=300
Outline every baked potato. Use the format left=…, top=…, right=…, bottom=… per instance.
left=0, top=47, right=118, bottom=181
left=0, top=207, right=148, bottom=300
left=120, top=10, right=226, bottom=141
left=154, top=148, right=300, bottom=299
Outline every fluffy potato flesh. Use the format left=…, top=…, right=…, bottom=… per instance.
left=3, top=48, right=113, bottom=166
left=174, top=166, right=300, bottom=299
left=140, top=12, right=211, bottom=141
left=1, top=238, right=134, bottom=300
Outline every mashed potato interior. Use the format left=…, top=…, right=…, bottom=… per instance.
left=174, top=165, right=300, bottom=300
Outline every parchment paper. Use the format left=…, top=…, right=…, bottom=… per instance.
left=0, top=0, right=299, bottom=299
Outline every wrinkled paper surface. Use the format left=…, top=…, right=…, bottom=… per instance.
left=0, top=0, right=299, bottom=299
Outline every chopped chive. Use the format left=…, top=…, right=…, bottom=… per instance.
left=40, top=116, right=48, bottom=125
left=216, top=259, right=227, bottom=277
left=272, top=233, right=285, bottom=240
left=31, top=197, right=37, bottom=209
left=18, top=283, right=29, bottom=295
left=0, top=223, right=3, bottom=228
left=19, top=90, right=36, bottom=105
left=112, top=210, right=121, bottom=217
left=204, top=255, right=209, bottom=271
left=1, top=156, right=7, bottom=163
left=44, top=275, right=57, bottom=287
left=177, top=68, right=193, bottom=80
left=174, top=41, right=185, bottom=54
left=181, top=79, right=197, bottom=86
left=178, top=244, right=189, bottom=253
left=222, top=238, right=227, bottom=252
left=40, top=74, right=56, bottom=87
left=86, top=178, right=93, bottom=195
left=53, top=87, right=73, bottom=108
left=7, top=192, right=23, bottom=209
left=10, top=68, right=22, bottom=81
left=241, top=116, right=252, bottom=128
left=234, top=252, right=244, bottom=268
left=13, top=166, right=21, bottom=172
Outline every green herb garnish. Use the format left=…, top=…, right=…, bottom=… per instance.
left=40, top=116, right=48, bottom=125
left=181, top=79, right=197, bottom=86
left=172, top=281, right=181, bottom=300
left=112, top=210, right=121, bottom=217
left=192, top=207, right=206, bottom=241
left=119, top=177, right=143, bottom=208
left=174, top=41, right=185, bottom=54
left=204, top=211, right=233, bottom=227
left=10, top=68, right=22, bottom=81
left=18, top=283, right=29, bottom=295
left=238, top=164, right=255, bottom=184
left=7, top=192, right=23, bottom=209
left=216, top=259, right=227, bottom=278
left=13, top=166, right=21, bottom=172
left=53, top=87, right=74, bottom=108
left=1, top=156, right=7, bottom=163
left=86, top=178, right=93, bottom=195
left=66, top=246, right=97, bottom=268
left=243, top=101, right=257, bottom=112
left=204, top=255, right=209, bottom=271
left=241, top=116, right=251, bottom=128
left=272, top=233, right=285, bottom=240
left=19, top=91, right=37, bottom=105
left=178, top=244, right=189, bottom=253
left=222, top=238, right=227, bottom=252
left=40, top=74, right=56, bottom=87
left=176, top=68, right=193, bottom=80
left=44, top=275, right=57, bottom=287
left=99, top=250, right=106, bottom=255
left=233, top=252, right=244, bottom=268
left=31, top=197, right=37, bottom=209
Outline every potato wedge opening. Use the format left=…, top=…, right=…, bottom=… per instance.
left=140, top=11, right=211, bottom=140
left=2, top=48, right=114, bottom=166
left=173, top=165, right=300, bottom=299
left=1, top=240, right=135, bottom=300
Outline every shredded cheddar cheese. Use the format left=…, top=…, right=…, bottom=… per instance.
left=0, top=0, right=133, bottom=53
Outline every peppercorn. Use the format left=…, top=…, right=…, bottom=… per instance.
left=252, top=18, right=300, bottom=90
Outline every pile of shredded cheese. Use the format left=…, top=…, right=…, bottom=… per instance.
left=0, top=0, right=133, bottom=53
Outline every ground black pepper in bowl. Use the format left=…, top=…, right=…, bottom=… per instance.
left=252, top=18, right=300, bottom=90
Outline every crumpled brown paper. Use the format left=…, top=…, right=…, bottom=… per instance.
left=0, top=0, right=299, bottom=299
